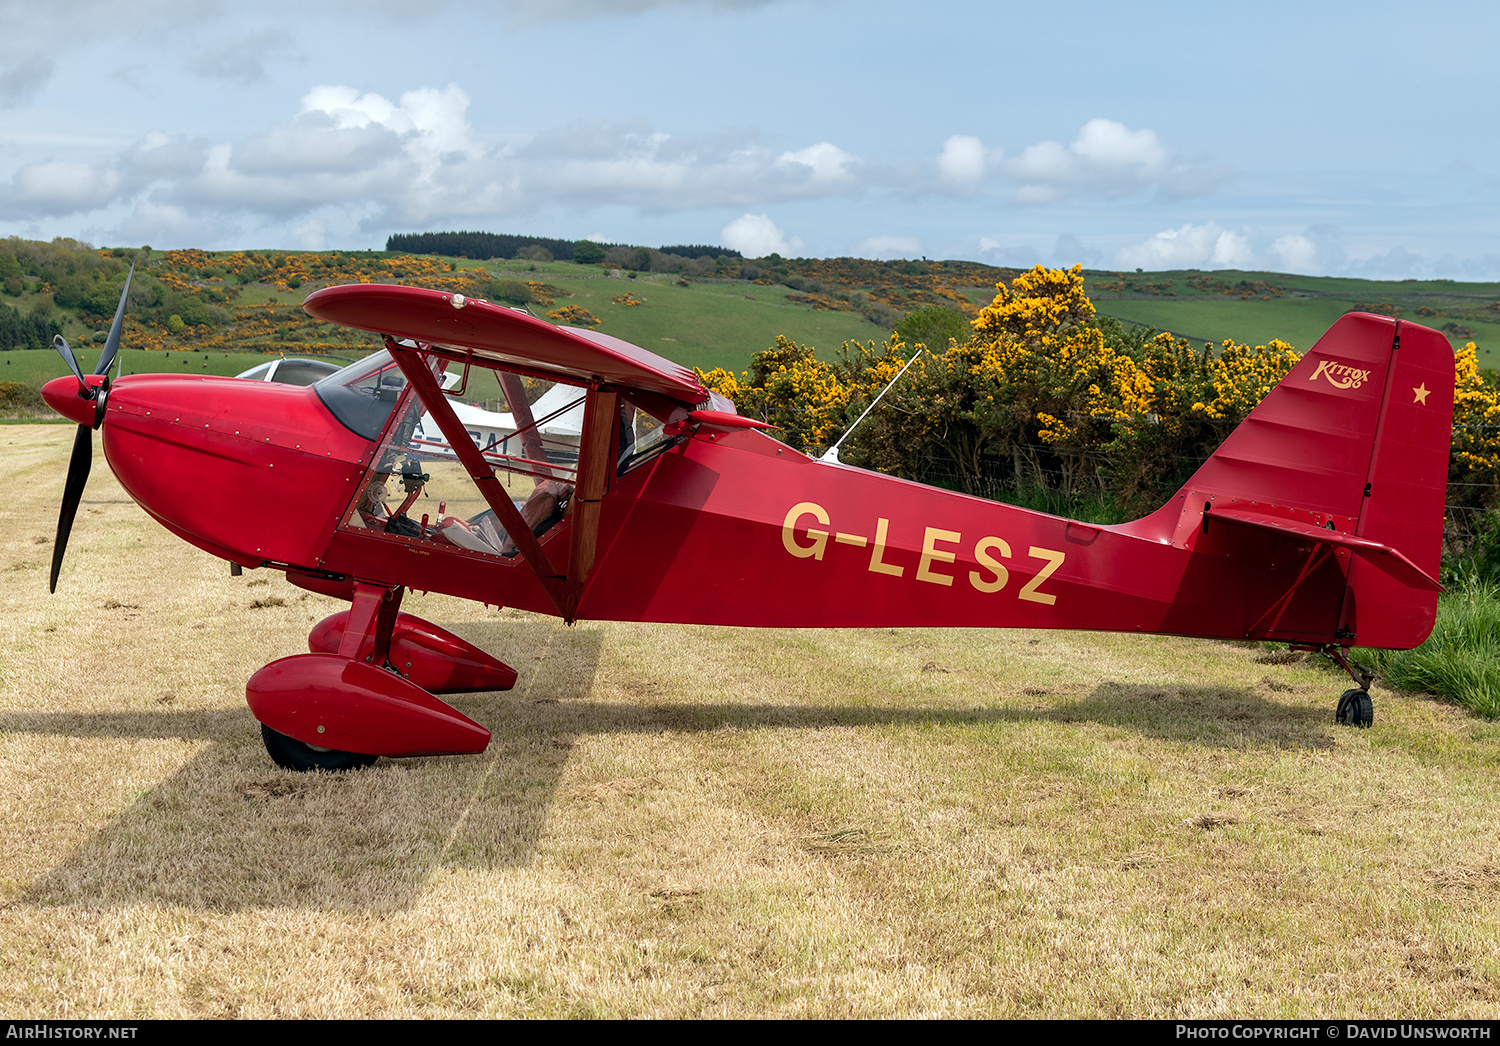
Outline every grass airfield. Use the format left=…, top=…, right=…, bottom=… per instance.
left=3, top=424, right=1499, bottom=1018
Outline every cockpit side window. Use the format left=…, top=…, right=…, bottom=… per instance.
left=336, top=352, right=692, bottom=562
left=338, top=358, right=587, bottom=560
left=617, top=396, right=683, bottom=474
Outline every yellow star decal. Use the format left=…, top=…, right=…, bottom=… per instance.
left=1413, top=383, right=1430, bottom=405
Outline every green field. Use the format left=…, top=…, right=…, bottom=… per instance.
left=1085, top=269, right=1500, bottom=364
left=0, top=348, right=325, bottom=389
left=474, top=259, right=890, bottom=372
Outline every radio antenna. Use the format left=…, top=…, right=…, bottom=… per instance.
left=819, top=349, right=924, bottom=464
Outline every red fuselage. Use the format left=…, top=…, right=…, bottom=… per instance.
left=61, top=364, right=1434, bottom=652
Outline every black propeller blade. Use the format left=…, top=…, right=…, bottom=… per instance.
left=52, top=334, right=84, bottom=387
left=50, top=425, right=93, bottom=594
left=96, top=263, right=133, bottom=377
left=49, top=263, right=134, bottom=592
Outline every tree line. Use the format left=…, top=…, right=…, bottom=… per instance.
left=0, top=301, right=62, bottom=350
left=385, top=231, right=743, bottom=265
left=385, top=232, right=594, bottom=261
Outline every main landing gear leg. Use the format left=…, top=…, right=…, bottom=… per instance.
left=246, top=581, right=495, bottom=771
left=255, top=581, right=405, bottom=772
left=1320, top=645, right=1376, bottom=728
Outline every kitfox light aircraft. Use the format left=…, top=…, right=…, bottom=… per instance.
left=42, top=279, right=1454, bottom=771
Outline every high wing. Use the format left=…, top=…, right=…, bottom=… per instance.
left=304, top=284, right=708, bottom=406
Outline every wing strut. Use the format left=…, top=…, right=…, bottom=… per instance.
left=565, top=387, right=618, bottom=618
left=386, top=340, right=572, bottom=617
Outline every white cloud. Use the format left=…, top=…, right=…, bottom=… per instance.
left=935, top=134, right=992, bottom=193
left=515, top=121, right=864, bottom=212
left=0, top=82, right=837, bottom=242
left=1008, top=139, right=1075, bottom=184
left=123, top=132, right=210, bottom=180
left=1003, top=118, right=1227, bottom=204
left=1117, top=222, right=1252, bottom=270
left=231, top=115, right=405, bottom=178
left=301, top=83, right=481, bottom=171
left=0, top=82, right=869, bottom=244
left=852, top=234, right=921, bottom=259
left=1271, top=225, right=1346, bottom=275
left=775, top=142, right=858, bottom=188
left=721, top=213, right=801, bottom=257
left=1272, top=234, right=1318, bottom=273
left=288, top=217, right=330, bottom=250
left=114, top=198, right=223, bottom=246
left=1069, top=118, right=1168, bottom=171
left=0, top=160, right=120, bottom=218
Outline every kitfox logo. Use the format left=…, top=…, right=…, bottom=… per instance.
left=1310, top=359, right=1372, bottom=390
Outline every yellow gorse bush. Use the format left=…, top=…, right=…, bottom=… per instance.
left=971, top=264, right=1096, bottom=345
left=546, top=305, right=600, bottom=328
left=1452, top=342, right=1500, bottom=504
left=701, top=265, right=1497, bottom=514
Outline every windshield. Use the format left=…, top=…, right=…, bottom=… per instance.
left=313, top=350, right=407, bottom=440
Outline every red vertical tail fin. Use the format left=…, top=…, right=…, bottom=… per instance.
left=1125, top=314, right=1454, bottom=648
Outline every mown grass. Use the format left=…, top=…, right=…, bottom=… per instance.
left=3, top=425, right=1500, bottom=1017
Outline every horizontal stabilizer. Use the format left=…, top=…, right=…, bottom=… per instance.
left=1211, top=504, right=1443, bottom=593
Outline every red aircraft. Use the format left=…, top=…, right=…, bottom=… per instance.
left=42, top=280, right=1454, bottom=770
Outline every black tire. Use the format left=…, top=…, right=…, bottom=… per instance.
left=1335, top=688, right=1374, bottom=728
left=260, top=723, right=377, bottom=772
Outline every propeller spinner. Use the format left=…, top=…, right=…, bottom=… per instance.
left=44, top=264, right=133, bottom=592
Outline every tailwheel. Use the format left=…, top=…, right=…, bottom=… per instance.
left=260, top=723, right=377, bottom=772
left=1319, top=646, right=1376, bottom=729
left=1335, top=688, right=1374, bottom=728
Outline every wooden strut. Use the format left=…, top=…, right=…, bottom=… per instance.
left=497, top=370, right=550, bottom=474
left=565, top=387, right=618, bottom=620
left=386, top=340, right=573, bottom=618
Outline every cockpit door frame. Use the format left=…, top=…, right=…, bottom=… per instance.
left=385, top=338, right=616, bottom=622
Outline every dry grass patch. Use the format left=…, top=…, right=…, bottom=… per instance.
left=2, top=425, right=1500, bottom=1016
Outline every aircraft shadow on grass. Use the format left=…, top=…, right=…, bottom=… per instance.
left=5, top=622, right=1334, bottom=914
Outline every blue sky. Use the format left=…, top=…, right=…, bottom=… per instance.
left=1, top=0, right=1496, bottom=277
